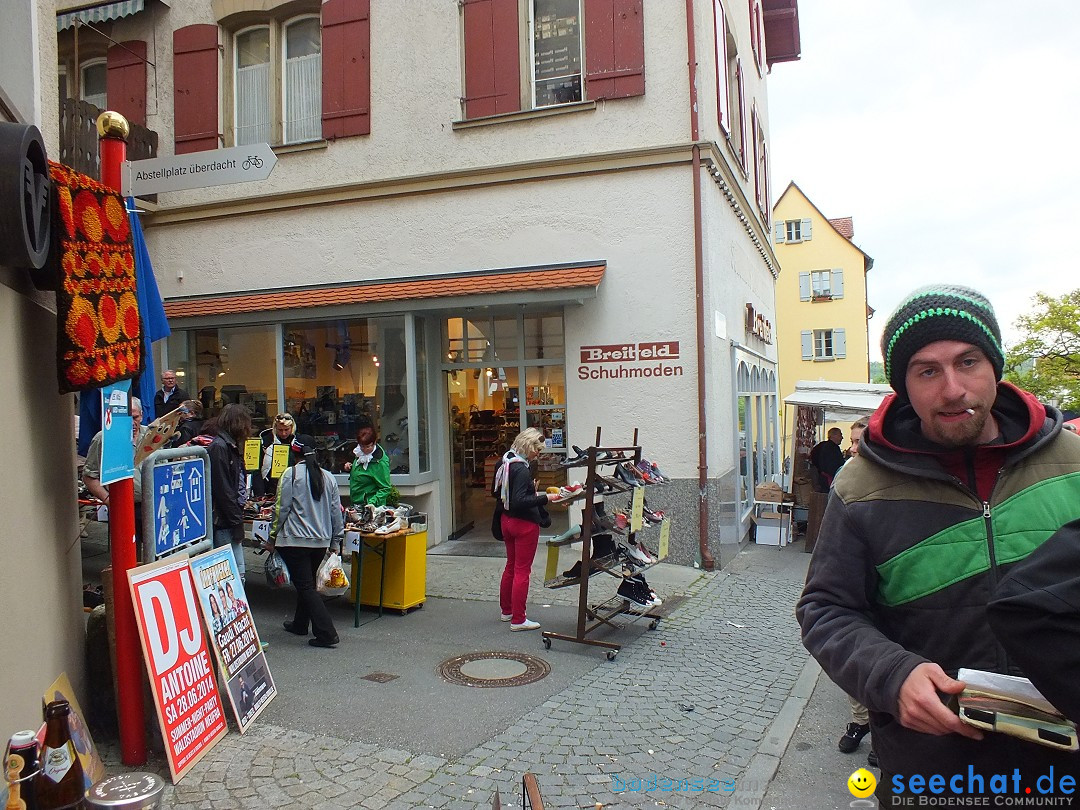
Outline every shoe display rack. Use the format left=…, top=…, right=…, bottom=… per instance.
left=541, top=428, right=665, bottom=660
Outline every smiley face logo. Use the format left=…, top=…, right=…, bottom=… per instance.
left=847, top=767, right=877, bottom=798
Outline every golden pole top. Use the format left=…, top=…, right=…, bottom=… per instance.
left=96, top=110, right=130, bottom=140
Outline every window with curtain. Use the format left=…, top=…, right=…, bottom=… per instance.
left=283, top=16, right=321, bottom=144
left=81, top=60, right=107, bottom=109
left=235, top=27, right=271, bottom=146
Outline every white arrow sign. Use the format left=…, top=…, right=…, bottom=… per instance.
left=122, top=143, right=277, bottom=196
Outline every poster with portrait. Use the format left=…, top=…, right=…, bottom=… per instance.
left=188, top=546, right=277, bottom=732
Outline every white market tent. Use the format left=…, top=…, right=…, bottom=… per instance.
left=784, top=380, right=893, bottom=423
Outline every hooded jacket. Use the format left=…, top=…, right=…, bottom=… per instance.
left=797, top=382, right=1080, bottom=781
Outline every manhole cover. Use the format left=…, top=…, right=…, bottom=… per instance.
left=362, top=672, right=399, bottom=683
left=438, top=651, right=550, bottom=688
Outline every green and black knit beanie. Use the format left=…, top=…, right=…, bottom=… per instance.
left=881, top=285, right=1004, bottom=396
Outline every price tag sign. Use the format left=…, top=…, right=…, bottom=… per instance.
left=270, top=443, right=291, bottom=478
left=545, top=543, right=560, bottom=582
left=243, top=439, right=262, bottom=471
left=658, top=519, right=671, bottom=560
left=250, top=520, right=271, bottom=546
left=630, top=487, right=645, bottom=533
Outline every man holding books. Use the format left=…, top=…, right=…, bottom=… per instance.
left=798, top=285, right=1080, bottom=799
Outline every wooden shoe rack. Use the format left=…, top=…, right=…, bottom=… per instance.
left=541, top=428, right=664, bottom=660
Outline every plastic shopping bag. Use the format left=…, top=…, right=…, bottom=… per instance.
left=316, top=551, right=350, bottom=597
left=264, top=550, right=291, bottom=589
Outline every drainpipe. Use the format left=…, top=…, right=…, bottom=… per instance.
left=685, top=0, right=715, bottom=571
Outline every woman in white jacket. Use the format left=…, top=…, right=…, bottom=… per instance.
left=270, top=435, right=344, bottom=648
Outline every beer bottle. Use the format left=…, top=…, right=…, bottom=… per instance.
left=6, top=729, right=39, bottom=810
left=34, top=701, right=84, bottom=810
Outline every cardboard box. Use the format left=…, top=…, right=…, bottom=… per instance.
left=755, top=481, right=785, bottom=503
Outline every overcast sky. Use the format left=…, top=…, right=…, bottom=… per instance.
left=767, top=0, right=1080, bottom=361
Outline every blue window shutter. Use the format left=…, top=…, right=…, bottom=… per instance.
left=834, top=328, right=847, bottom=358
left=774, top=221, right=785, bottom=243
left=802, top=218, right=812, bottom=240
left=831, top=269, right=844, bottom=299
left=801, top=330, right=813, bottom=359
left=799, top=272, right=810, bottom=301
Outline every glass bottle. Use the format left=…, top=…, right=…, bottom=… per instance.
left=34, top=701, right=84, bottom=810
left=6, top=729, right=39, bottom=810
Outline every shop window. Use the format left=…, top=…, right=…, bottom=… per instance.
left=166, top=325, right=280, bottom=432
left=460, top=0, right=644, bottom=119
left=415, top=319, right=431, bottom=474
left=524, top=313, right=564, bottom=360
left=283, top=316, right=409, bottom=474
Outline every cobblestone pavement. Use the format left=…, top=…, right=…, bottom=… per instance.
left=100, top=541, right=812, bottom=809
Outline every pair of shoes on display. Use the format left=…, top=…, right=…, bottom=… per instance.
left=867, top=748, right=878, bottom=768
left=510, top=619, right=540, bottom=631
left=614, top=463, right=644, bottom=488
left=283, top=620, right=308, bottom=636
left=561, top=445, right=589, bottom=467
left=624, top=539, right=655, bottom=565
left=308, top=636, right=339, bottom=648
left=552, top=482, right=583, bottom=501
left=617, top=575, right=661, bottom=609
left=838, top=722, right=870, bottom=753
left=593, top=477, right=619, bottom=495
left=642, top=505, right=665, bottom=524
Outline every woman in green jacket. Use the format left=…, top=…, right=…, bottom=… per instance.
left=345, top=417, right=392, bottom=508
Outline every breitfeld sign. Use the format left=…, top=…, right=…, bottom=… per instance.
left=122, top=143, right=277, bottom=196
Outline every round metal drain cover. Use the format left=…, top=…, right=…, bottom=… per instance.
left=438, top=651, right=550, bottom=688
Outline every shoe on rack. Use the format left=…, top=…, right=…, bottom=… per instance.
left=838, top=722, right=870, bottom=753
left=561, top=447, right=588, bottom=467
left=510, top=619, right=540, bottom=631
left=628, top=539, right=656, bottom=563
left=624, top=542, right=652, bottom=565
left=650, top=462, right=670, bottom=482
left=617, top=578, right=652, bottom=609
left=500, top=613, right=513, bottom=622
left=613, top=464, right=641, bottom=488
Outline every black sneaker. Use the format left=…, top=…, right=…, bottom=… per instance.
left=617, top=578, right=651, bottom=608
left=838, top=722, right=870, bottom=753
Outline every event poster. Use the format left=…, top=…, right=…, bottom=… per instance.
left=188, top=546, right=276, bottom=732
left=128, top=555, right=228, bottom=782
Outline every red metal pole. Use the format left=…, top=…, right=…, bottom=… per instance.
left=98, top=112, right=147, bottom=766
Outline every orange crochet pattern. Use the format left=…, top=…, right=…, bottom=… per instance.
left=51, top=161, right=143, bottom=393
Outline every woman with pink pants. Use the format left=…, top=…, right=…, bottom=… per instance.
left=492, top=428, right=554, bottom=631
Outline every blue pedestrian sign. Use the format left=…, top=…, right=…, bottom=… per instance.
left=152, top=457, right=209, bottom=556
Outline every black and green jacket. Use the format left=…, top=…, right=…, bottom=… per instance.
left=797, top=383, right=1080, bottom=778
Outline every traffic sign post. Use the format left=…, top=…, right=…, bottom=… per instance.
left=122, top=143, right=277, bottom=197
left=141, top=447, right=214, bottom=562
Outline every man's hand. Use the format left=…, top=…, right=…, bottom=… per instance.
left=897, top=663, right=983, bottom=739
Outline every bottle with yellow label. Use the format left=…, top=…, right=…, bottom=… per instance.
left=34, top=701, right=84, bottom=810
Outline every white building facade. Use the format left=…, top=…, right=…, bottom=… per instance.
left=55, top=0, right=801, bottom=565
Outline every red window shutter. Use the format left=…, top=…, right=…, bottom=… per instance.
left=462, top=0, right=520, bottom=119
left=173, top=25, right=219, bottom=154
left=584, top=0, right=644, bottom=100
left=322, top=0, right=371, bottom=139
left=107, top=41, right=147, bottom=127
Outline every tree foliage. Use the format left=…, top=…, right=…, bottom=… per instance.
left=1004, top=290, right=1080, bottom=411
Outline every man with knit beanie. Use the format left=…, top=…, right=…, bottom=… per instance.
left=797, top=284, right=1080, bottom=801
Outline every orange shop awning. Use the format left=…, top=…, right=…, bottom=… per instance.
left=162, top=262, right=606, bottom=320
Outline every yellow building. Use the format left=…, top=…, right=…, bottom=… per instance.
left=772, top=182, right=873, bottom=458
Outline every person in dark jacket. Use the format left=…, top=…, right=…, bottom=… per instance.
left=492, top=427, right=558, bottom=631
left=808, top=427, right=845, bottom=491
left=988, top=516, right=1080, bottom=725
left=168, top=400, right=204, bottom=448
left=252, top=412, right=300, bottom=498
left=153, top=369, right=189, bottom=418
left=208, top=403, right=253, bottom=581
left=797, top=285, right=1080, bottom=800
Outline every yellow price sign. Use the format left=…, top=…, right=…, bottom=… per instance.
left=545, top=543, right=561, bottom=582
left=658, top=518, right=670, bottom=560
left=243, top=439, right=262, bottom=471
left=630, top=486, right=645, bottom=533
left=270, top=443, right=291, bottom=478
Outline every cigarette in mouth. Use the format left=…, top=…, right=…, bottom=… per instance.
left=964, top=408, right=975, bottom=415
